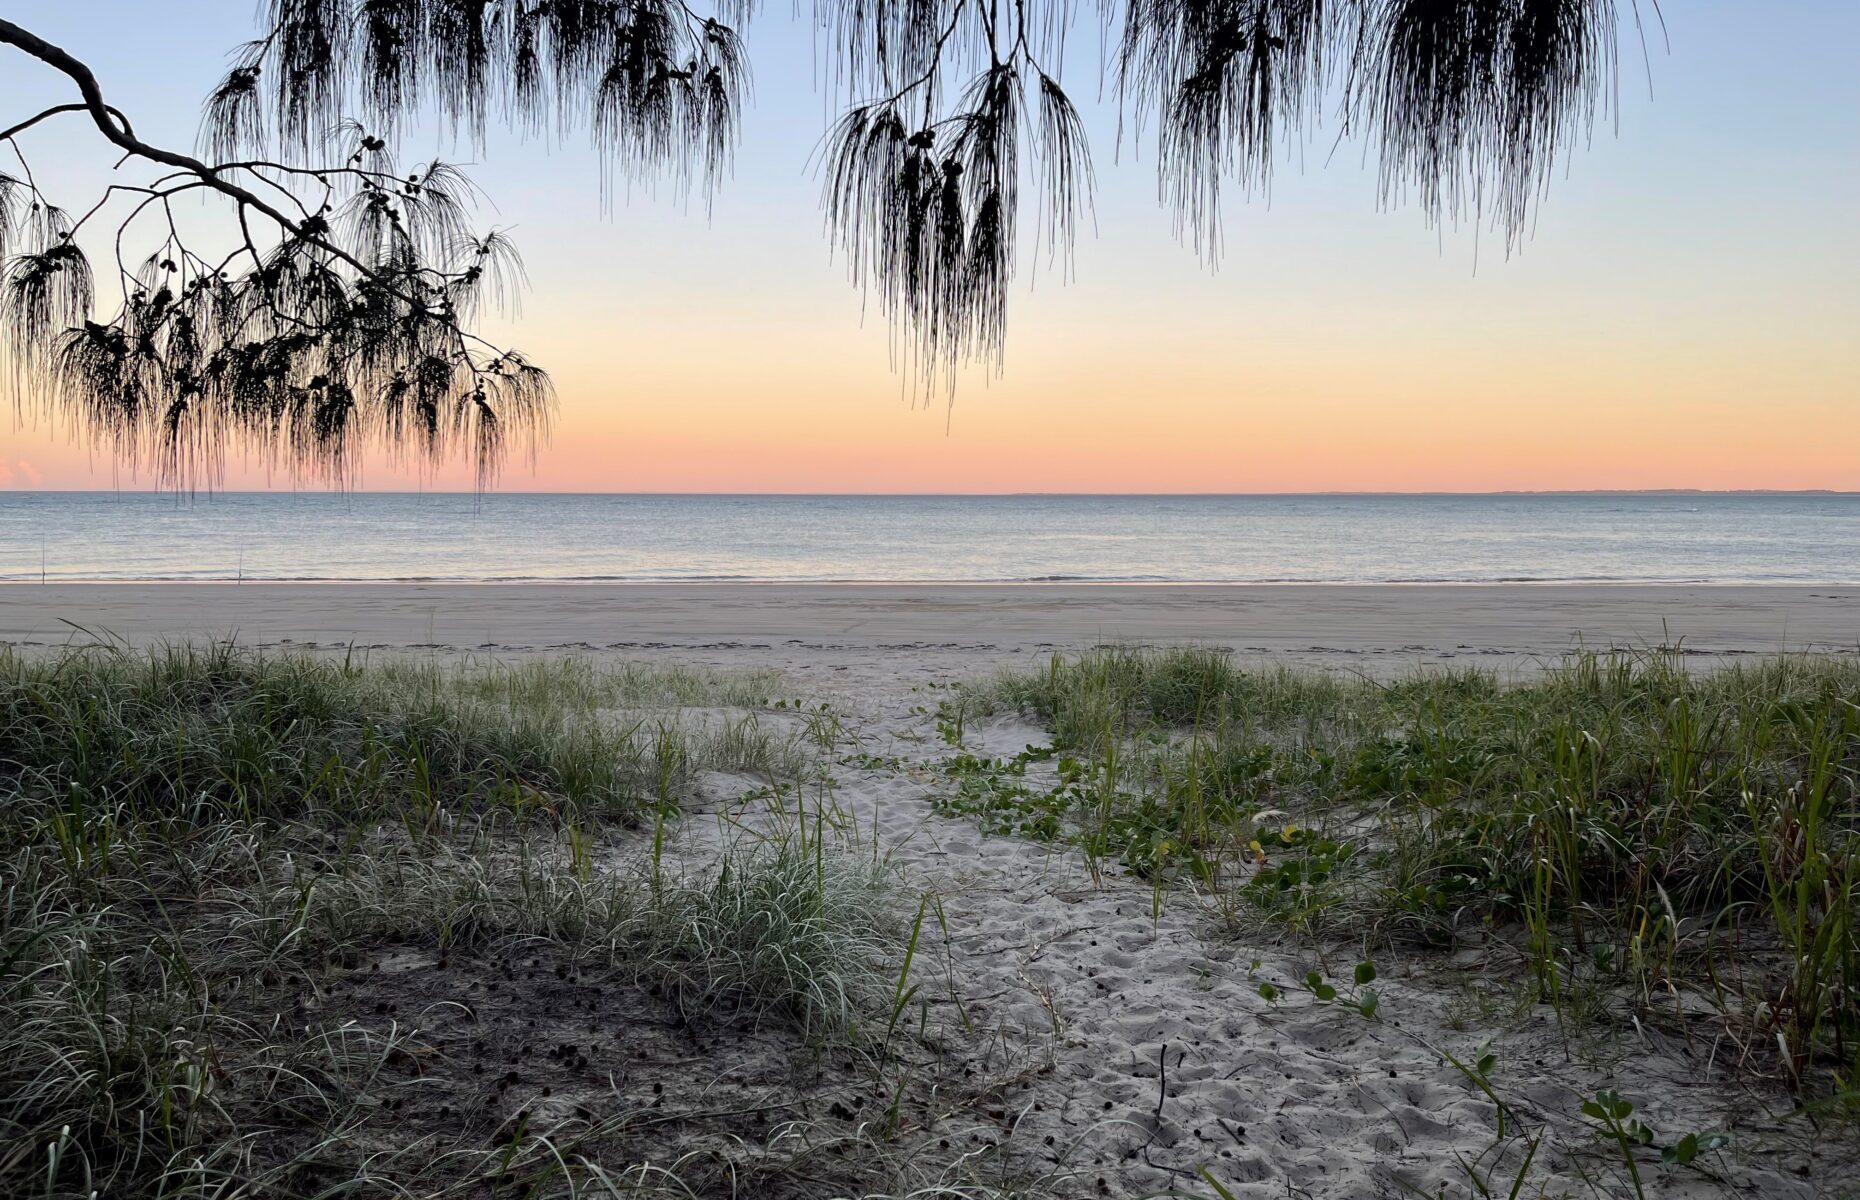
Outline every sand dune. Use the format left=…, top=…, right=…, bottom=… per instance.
left=5, top=582, right=1854, bottom=1195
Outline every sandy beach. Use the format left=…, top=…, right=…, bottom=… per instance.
left=5, top=583, right=1855, bottom=1197
left=4, top=583, right=1854, bottom=671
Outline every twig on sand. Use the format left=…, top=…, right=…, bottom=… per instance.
left=1156, top=1041, right=1168, bottom=1119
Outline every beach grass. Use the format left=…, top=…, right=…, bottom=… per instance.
left=0, top=645, right=989, bottom=1200
left=12, top=639, right=1851, bottom=1197
left=951, top=646, right=1860, bottom=1092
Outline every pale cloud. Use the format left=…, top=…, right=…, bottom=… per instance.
left=0, top=461, right=12, bottom=487
left=15, top=460, right=44, bottom=487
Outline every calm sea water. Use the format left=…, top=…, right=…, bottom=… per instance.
left=0, top=492, right=1854, bottom=585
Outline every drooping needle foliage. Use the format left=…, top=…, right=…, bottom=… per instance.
left=1, top=1, right=1656, bottom=482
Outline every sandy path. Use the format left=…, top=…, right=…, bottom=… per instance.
left=731, top=655, right=1834, bottom=1199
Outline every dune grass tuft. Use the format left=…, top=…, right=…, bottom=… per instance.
left=0, top=644, right=935, bottom=1200
left=956, top=646, right=1860, bottom=1090
left=1, top=641, right=686, bottom=823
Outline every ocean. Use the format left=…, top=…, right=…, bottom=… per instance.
left=1, top=492, right=1854, bottom=585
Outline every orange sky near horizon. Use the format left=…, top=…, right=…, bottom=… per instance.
left=11, top=328, right=1854, bottom=493
left=10, top=257, right=1856, bottom=493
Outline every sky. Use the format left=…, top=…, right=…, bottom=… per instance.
left=1, top=1, right=1855, bottom=494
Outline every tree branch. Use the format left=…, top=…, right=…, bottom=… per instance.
left=0, top=100, right=135, bottom=144
left=0, top=19, right=387, bottom=291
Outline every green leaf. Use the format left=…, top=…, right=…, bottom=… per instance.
left=1196, top=1165, right=1240, bottom=1200
left=1313, top=982, right=1337, bottom=1002
left=1258, top=981, right=1280, bottom=1003
left=1358, top=988, right=1380, bottom=1018
left=1581, top=1101, right=1607, bottom=1121
left=1353, top=961, right=1377, bottom=986
left=1305, top=971, right=1323, bottom=990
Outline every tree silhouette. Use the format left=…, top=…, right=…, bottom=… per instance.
left=0, top=2, right=1658, bottom=488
